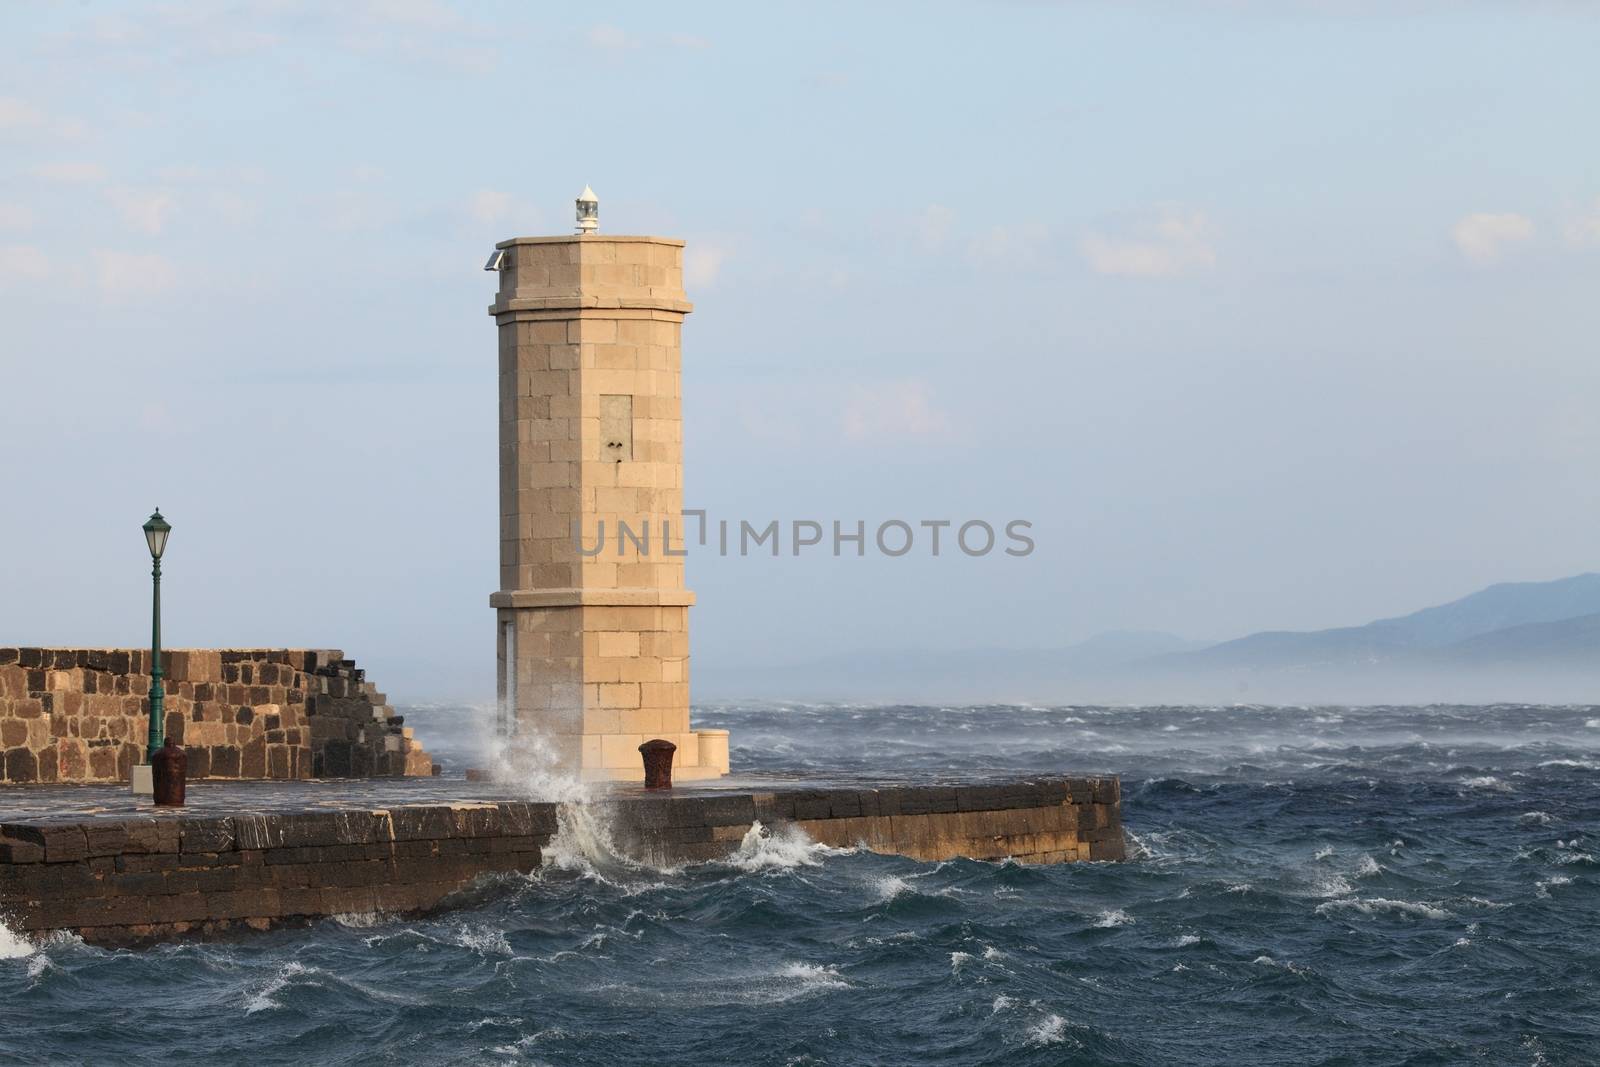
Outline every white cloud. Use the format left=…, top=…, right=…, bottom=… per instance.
left=685, top=244, right=728, bottom=287
left=466, top=189, right=541, bottom=234
left=76, top=8, right=278, bottom=58
left=0, top=245, right=51, bottom=283
left=969, top=223, right=1049, bottom=266
left=0, top=97, right=86, bottom=138
left=0, top=204, right=34, bottom=229
left=667, top=32, right=711, bottom=49
left=206, top=191, right=262, bottom=227
left=70, top=3, right=495, bottom=74
left=469, top=189, right=514, bottom=224
left=106, top=187, right=177, bottom=235
left=154, top=164, right=267, bottom=184
left=1081, top=205, right=1218, bottom=278
left=588, top=24, right=640, bottom=51
left=32, top=162, right=107, bottom=184
left=916, top=204, right=954, bottom=251
left=1565, top=199, right=1600, bottom=245
left=93, top=250, right=178, bottom=301
left=1452, top=212, right=1533, bottom=265
left=0, top=98, right=46, bottom=130
left=841, top=379, right=952, bottom=442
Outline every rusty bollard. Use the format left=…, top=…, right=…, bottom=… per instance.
left=152, top=737, right=187, bottom=807
left=639, top=738, right=676, bottom=789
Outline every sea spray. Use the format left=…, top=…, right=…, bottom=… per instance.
left=543, top=801, right=635, bottom=879
left=486, top=729, right=592, bottom=805
left=0, top=920, right=33, bottom=960
left=482, top=717, right=636, bottom=875
left=723, top=821, right=845, bottom=872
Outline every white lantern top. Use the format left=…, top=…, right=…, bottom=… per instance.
left=576, top=186, right=599, bottom=234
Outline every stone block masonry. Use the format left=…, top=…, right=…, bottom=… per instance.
left=0, top=776, right=1122, bottom=946
left=0, top=649, right=434, bottom=784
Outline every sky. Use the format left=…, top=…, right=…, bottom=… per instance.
left=3, top=1, right=1599, bottom=701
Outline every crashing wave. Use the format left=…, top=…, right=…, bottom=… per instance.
left=0, top=920, right=34, bottom=960
left=1092, top=909, right=1134, bottom=928
left=1314, top=897, right=1452, bottom=921
left=723, top=821, right=848, bottom=872
left=1024, top=1014, right=1069, bottom=1047
left=244, top=961, right=314, bottom=1015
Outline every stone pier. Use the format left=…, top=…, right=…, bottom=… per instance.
left=0, top=776, right=1123, bottom=946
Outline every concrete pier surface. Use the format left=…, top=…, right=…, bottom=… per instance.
left=0, top=775, right=1123, bottom=946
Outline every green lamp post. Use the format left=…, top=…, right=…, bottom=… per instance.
left=142, top=508, right=171, bottom=760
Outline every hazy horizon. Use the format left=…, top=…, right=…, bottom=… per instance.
left=5, top=3, right=1600, bottom=702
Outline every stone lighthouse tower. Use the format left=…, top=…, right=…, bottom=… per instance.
left=487, top=191, right=729, bottom=782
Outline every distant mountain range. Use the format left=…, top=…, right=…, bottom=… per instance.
left=697, top=574, right=1600, bottom=704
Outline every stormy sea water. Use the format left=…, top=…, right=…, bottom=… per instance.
left=3, top=704, right=1598, bottom=1066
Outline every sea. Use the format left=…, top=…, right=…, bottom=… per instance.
left=2, top=703, right=1597, bottom=1066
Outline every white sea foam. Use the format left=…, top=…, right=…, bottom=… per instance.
left=1172, top=934, right=1201, bottom=947
left=982, top=945, right=1003, bottom=960
left=1519, top=811, right=1555, bottom=826
left=585, top=958, right=850, bottom=1009
left=451, top=923, right=513, bottom=955
left=0, top=921, right=34, bottom=959
left=723, top=821, right=843, bottom=872
left=775, top=962, right=849, bottom=994
left=244, top=961, right=312, bottom=1015
left=1313, top=846, right=1335, bottom=861
left=1024, top=1014, right=1068, bottom=1046
left=1355, top=855, right=1382, bottom=878
left=333, top=912, right=383, bottom=929
left=1535, top=875, right=1573, bottom=899
left=950, top=951, right=975, bottom=972
left=1123, top=832, right=1159, bottom=861
left=1251, top=954, right=1313, bottom=976
left=1315, top=897, right=1452, bottom=921
left=1310, top=874, right=1355, bottom=897
left=1461, top=776, right=1512, bottom=792
left=1092, top=909, right=1133, bottom=928
left=875, top=876, right=914, bottom=902
left=991, top=994, right=1016, bottom=1014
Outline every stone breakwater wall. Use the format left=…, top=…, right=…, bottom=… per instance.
left=0, top=649, right=434, bottom=784
left=0, top=778, right=1122, bottom=945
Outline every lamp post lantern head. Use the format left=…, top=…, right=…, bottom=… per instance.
left=143, top=508, right=171, bottom=560
left=575, top=185, right=599, bottom=235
